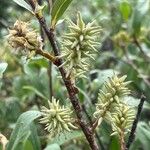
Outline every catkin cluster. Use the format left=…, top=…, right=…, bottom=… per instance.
left=94, top=74, right=135, bottom=137
left=60, top=12, right=101, bottom=79
left=39, top=97, right=77, bottom=137
left=8, top=20, right=43, bottom=58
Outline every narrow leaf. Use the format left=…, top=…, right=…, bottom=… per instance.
left=49, top=130, right=83, bottom=145
left=119, top=1, right=132, bottom=21
left=51, top=0, right=73, bottom=28
left=13, top=0, right=33, bottom=13
left=7, top=111, right=42, bottom=150
left=23, top=85, right=49, bottom=100
left=131, top=0, right=150, bottom=35
left=28, top=123, right=41, bottom=150
left=130, top=122, right=150, bottom=150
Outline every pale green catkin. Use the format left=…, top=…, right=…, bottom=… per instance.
left=94, top=74, right=135, bottom=138
left=60, top=12, right=101, bottom=79
left=39, top=97, right=77, bottom=137
left=111, top=103, right=135, bottom=136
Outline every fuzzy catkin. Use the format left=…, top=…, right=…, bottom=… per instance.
left=60, top=12, right=101, bottom=79
left=94, top=74, right=135, bottom=138
left=94, top=75, right=131, bottom=125
left=8, top=20, right=43, bottom=58
left=111, top=103, right=135, bottom=136
left=39, top=97, right=77, bottom=137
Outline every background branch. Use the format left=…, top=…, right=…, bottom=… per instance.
left=126, top=94, right=146, bottom=150
left=48, top=62, right=53, bottom=100
left=133, top=35, right=150, bottom=62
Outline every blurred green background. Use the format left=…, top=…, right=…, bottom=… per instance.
left=0, top=0, right=150, bottom=150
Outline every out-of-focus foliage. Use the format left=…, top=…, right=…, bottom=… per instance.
left=0, top=0, right=10, bottom=29
left=0, top=0, right=150, bottom=150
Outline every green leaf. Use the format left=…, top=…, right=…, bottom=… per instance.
left=130, top=122, right=150, bottom=150
left=131, top=0, right=150, bottom=35
left=76, top=79, right=87, bottom=103
left=23, top=140, right=34, bottom=150
left=6, top=111, right=42, bottom=150
left=109, top=136, right=120, bottom=150
left=23, top=85, right=49, bottom=100
left=49, top=130, right=83, bottom=145
left=99, top=121, right=111, bottom=146
left=30, top=57, right=49, bottom=68
left=23, top=63, right=50, bottom=100
left=77, top=86, right=91, bottom=104
left=28, top=123, right=41, bottom=150
left=119, top=1, right=132, bottom=21
left=13, top=0, right=33, bottom=13
left=0, top=62, right=7, bottom=77
left=51, top=0, right=73, bottom=28
left=44, top=144, right=61, bottom=150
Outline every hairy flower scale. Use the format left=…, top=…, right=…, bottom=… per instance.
left=61, top=12, right=101, bottom=79
left=104, top=75, right=131, bottom=97
left=39, top=97, right=77, bottom=137
left=8, top=20, right=43, bottom=57
left=111, top=104, right=135, bottom=136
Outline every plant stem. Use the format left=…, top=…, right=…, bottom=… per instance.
left=82, top=104, right=105, bottom=150
left=36, top=49, right=56, bottom=63
left=28, top=1, right=99, bottom=149
left=126, top=94, right=146, bottom=150
left=120, top=130, right=125, bottom=150
left=48, top=61, right=53, bottom=100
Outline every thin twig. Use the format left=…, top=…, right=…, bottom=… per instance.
left=38, top=0, right=45, bottom=43
left=126, top=94, right=146, bottom=150
left=48, top=61, right=53, bottom=100
left=28, top=1, right=99, bottom=149
left=122, top=48, right=150, bottom=88
left=82, top=104, right=104, bottom=150
left=133, top=35, right=150, bottom=62
left=36, top=49, right=56, bottom=63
